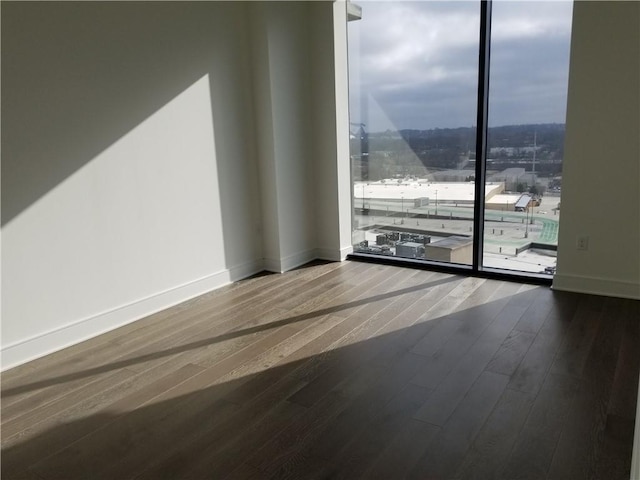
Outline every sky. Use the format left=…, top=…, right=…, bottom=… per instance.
left=348, top=0, right=574, bottom=132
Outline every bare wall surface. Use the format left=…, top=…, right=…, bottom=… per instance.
left=248, top=1, right=350, bottom=272
left=1, top=1, right=350, bottom=369
left=554, top=1, right=640, bottom=299
left=311, top=1, right=354, bottom=261
left=250, top=2, right=316, bottom=272
left=1, top=2, right=264, bottom=367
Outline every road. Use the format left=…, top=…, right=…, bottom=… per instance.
left=356, top=196, right=560, bottom=246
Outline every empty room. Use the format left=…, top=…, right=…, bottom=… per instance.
left=2, top=1, right=639, bottom=479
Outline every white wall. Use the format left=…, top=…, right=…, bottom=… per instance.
left=249, top=1, right=352, bottom=272
left=554, top=1, right=640, bottom=300
left=312, top=1, right=354, bottom=262
left=0, top=2, right=265, bottom=369
left=250, top=2, right=316, bottom=273
left=1, top=1, right=351, bottom=369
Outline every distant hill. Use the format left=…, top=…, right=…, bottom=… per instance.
left=382, top=123, right=565, bottom=151
left=351, top=124, right=565, bottom=180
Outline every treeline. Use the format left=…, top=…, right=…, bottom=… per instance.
left=351, top=123, right=565, bottom=176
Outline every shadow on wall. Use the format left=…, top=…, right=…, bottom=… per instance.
left=1, top=1, right=261, bottom=261
left=2, top=283, right=635, bottom=479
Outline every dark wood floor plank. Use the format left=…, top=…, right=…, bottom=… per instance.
left=410, top=300, right=527, bottom=389
left=592, top=413, right=636, bottom=480
left=504, top=283, right=542, bottom=307
left=323, top=384, right=433, bottom=480
left=501, top=431, right=560, bottom=480
left=486, top=328, right=537, bottom=376
left=203, top=267, right=392, bottom=385
left=286, top=269, right=431, bottom=407
left=285, top=343, right=383, bottom=408
left=3, top=468, right=45, bottom=480
left=407, top=371, right=510, bottom=479
left=8, top=262, right=367, bottom=429
left=512, top=287, right=556, bottom=334
left=1, top=338, right=137, bottom=408
left=500, top=372, right=581, bottom=480
left=366, top=273, right=465, bottom=368
left=1, top=360, right=133, bottom=425
left=217, top=291, right=409, bottom=411
left=2, top=261, right=638, bottom=480
left=1, top=368, right=135, bottom=440
left=140, top=361, right=315, bottom=479
left=135, top=263, right=367, bottom=372
left=0, top=261, right=350, bottom=409
left=409, top=277, right=488, bottom=357
left=245, top=391, right=351, bottom=475
left=217, top=314, right=355, bottom=407
left=372, top=272, right=457, bottom=337
left=3, top=364, right=204, bottom=473
left=547, top=297, right=626, bottom=480
left=135, top=387, right=309, bottom=480
left=546, top=380, right=610, bottom=480
left=306, top=352, right=432, bottom=463
left=507, top=294, right=577, bottom=395
left=29, top=389, right=240, bottom=480
left=357, top=418, right=441, bottom=480
left=285, top=262, right=405, bottom=318
left=0, top=270, right=265, bottom=393
left=145, top=325, right=303, bottom=405
left=454, top=387, right=534, bottom=479
left=1, top=363, right=205, bottom=477
left=608, top=300, right=640, bottom=420
left=216, top=314, right=350, bottom=388
left=225, top=463, right=267, bottom=480
left=549, top=293, right=604, bottom=378
left=278, top=274, right=430, bottom=395
left=413, top=289, right=527, bottom=425
left=300, top=264, right=409, bottom=320
left=142, top=346, right=384, bottom=480
left=212, top=266, right=410, bottom=394
left=593, top=300, right=640, bottom=480
left=223, top=261, right=371, bottom=327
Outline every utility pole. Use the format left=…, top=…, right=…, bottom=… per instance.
left=532, top=130, right=537, bottom=187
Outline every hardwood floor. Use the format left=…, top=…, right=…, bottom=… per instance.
left=2, top=260, right=639, bottom=479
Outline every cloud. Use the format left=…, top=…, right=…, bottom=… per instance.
left=348, top=0, right=573, bottom=131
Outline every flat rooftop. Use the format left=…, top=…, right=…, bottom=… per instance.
left=486, top=193, right=523, bottom=205
left=428, top=235, right=473, bottom=250
left=354, top=180, right=503, bottom=202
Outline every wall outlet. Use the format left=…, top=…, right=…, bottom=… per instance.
left=576, top=235, right=589, bottom=251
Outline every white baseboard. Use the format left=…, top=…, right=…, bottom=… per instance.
left=316, top=245, right=353, bottom=262
left=264, top=247, right=351, bottom=272
left=263, top=257, right=282, bottom=273
left=552, top=273, right=640, bottom=300
left=227, top=259, right=265, bottom=282
left=1, top=260, right=263, bottom=371
left=263, top=249, right=319, bottom=273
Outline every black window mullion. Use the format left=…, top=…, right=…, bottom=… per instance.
left=472, top=0, right=492, bottom=271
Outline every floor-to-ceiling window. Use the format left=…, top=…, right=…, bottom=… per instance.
left=348, top=0, right=572, bottom=277
left=482, top=0, right=572, bottom=275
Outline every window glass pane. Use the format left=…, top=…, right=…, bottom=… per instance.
left=482, top=1, right=573, bottom=275
left=349, top=1, right=480, bottom=265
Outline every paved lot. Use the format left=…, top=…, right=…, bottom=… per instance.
left=353, top=195, right=560, bottom=273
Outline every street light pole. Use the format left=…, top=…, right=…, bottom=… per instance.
left=435, top=190, right=438, bottom=216
left=530, top=200, right=535, bottom=224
